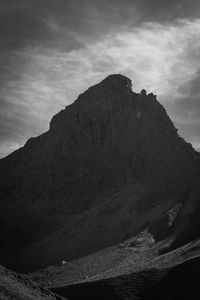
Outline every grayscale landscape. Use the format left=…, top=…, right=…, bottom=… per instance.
left=0, top=1, right=200, bottom=299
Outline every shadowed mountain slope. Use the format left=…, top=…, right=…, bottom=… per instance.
left=0, top=264, right=65, bottom=300
left=0, top=74, right=199, bottom=271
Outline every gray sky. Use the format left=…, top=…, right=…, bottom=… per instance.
left=1, top=0, right=200, bottom=157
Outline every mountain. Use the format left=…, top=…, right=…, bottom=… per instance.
left=0, top=74, right=199, bottom=272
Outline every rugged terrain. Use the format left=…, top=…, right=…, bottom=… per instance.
left=52, top=254, right=200, bottom=300
left=0, top=74, right=200, bottom=298
left=0, top=264, right=64, bottom=300
left=24, top=236, right=200, bottom=299
left=2, top=237, right=200, bottom=300
left=0, top=74, right=200, bottom=273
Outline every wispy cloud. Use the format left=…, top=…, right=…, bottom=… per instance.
left=1, top=18, right=200, bottom=157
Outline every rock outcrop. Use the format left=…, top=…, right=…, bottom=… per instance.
left=0, top=74, right=199, bottom=271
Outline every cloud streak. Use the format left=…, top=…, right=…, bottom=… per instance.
left=1, top=18, right=200, bottom=157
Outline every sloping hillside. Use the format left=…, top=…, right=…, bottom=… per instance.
left=0, top=264, right=65, bottom=300
left=52, top=254, right=200, bottom=300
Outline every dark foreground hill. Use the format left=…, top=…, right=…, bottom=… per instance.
left=0, top=264, right=64, bottom=300
left=0, top=74, right=199, bottom=272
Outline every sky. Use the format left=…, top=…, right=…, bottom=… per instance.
left=0, top=0, right=200, bottom=157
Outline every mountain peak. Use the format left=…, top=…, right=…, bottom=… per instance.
left=93, top=74, right=133, bottom=95
left=72, top=74, right=133, bottom=111
left=0, top=74, right=198, bottom=272
left=101, top=74, right=132, bottom=88
left=50, top=74, right=172, bottom=133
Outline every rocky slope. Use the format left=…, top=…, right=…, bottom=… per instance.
left=52, top=255, right=200, bottom=300
left=0, top=264, right=65, bottom=300
left=0, top=74, right=199, bottom=272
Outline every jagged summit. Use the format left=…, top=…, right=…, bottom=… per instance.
left=100, top=74, right=132, bottom=89
left=0, top=75, right=199, bottom=272
left=102, top=73, right=131, bottom=81
left=84, top=74, right=132, bottom=93
left=50, top=73, right=170, bottom=134
left=72, top=73, right=134, bottom=111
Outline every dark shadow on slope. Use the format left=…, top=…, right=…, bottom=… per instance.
left=52, top=269, right=166, bottom=300
left=161, top=201, right=200, bottom=255
left=52, top=256, right=200, bottom=300
left=150, top=256, right=200, bottom=300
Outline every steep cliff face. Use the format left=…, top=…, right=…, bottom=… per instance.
left=0, top=74, right=199, bottom=271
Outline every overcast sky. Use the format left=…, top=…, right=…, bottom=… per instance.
left=0, top=0, right=200, bottom=157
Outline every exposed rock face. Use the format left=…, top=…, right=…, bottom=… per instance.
left=0, top=74, right=199, bottom=271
